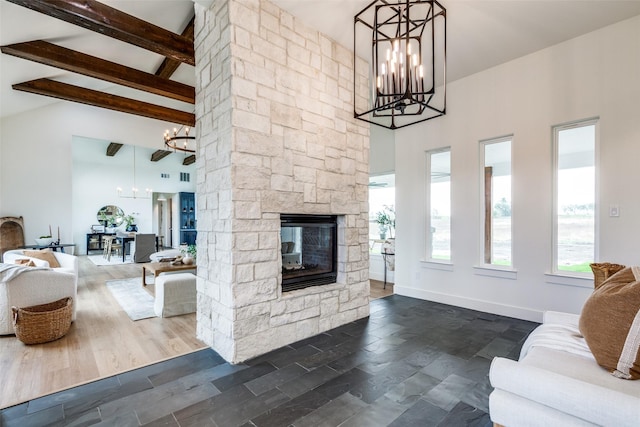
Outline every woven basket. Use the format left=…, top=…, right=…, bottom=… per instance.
left=590, top=263, right=625, bottom=289
left=12, top=297, right=73, bottom=345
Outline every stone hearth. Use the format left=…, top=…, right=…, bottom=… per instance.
left=193, top=0, right=371, bottom=363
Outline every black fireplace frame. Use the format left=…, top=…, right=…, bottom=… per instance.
left=281, top=214, right=338, bottom=292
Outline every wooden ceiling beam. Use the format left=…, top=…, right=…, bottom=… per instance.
left=6, top=0, right=194, bottom=66
left=156, top=16, right=195, bottom=79
left=151, top=150, right=172, bottom=162
left=1, top=40, right=195, bottom=104
left=13, top=78, right=195, bottom=126
left=183, top=155, right=196, bottom=166
left=106, top=142, right=123, bottom=156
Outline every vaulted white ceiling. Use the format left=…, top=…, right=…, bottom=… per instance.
left=2, top=0, right=640, bottom=120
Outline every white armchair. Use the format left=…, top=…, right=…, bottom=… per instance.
left=0, top=266, right=77, bottom=335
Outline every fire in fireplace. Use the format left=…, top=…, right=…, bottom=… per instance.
left=280, top=214, right=337, bottom=292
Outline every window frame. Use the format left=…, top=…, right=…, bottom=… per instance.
left=479, top=135, right=513, bottom=269
left=425, top=147, right=452, bottom=263
left=551, top=118, right=599, bottom=276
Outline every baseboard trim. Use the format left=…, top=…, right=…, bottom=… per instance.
left=394, top=286, right=543, bottom=323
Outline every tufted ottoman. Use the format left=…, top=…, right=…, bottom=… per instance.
left=153, top=273, right=196, bottom=318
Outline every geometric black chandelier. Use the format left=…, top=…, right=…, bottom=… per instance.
left=163, top=125, right=195, bottom=153
left=354, top=0, right=446, bottom=130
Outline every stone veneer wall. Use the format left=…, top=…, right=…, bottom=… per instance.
left=194, top=0, right=371, bottom=363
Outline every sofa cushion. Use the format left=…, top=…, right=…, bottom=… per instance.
left=14, top=258, right=37, bottom=267
left=24, top=249, right=60, bottom=268
left=579, top=266, right=640, bottom=379
left=14, top=257, right=48, bottom=268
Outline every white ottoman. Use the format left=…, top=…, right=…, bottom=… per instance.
left=154, top=273, right=196, bottom=318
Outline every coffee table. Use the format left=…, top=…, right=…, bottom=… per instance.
left=141, top=262, right=196, bottom=286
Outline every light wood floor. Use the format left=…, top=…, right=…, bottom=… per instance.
left=0, top=258, right=393, bottom=409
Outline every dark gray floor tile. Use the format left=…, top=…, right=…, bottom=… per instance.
left=384, top=372, right=441, bottom=405
left=245, top=363, right=308, bottom=396
left=277, top=365, right=340, bottom=399
left=459, top=356, right=492, bottom=382
left=93, top=410, right=140, bottom=427
left=141, top=413, right=179, bottom=426
left=292, top=392, right=367, bottom=427
left=461, top=375, right=493, bottom=413
left=26, top=376, right=120, bottom=414
left=147, top=349, right=226, bottom=386
left=250, top=390, right=329, bottom=427
left=476, top=336, right=518, bottom=360
left=212, top=362, right=276, bottom=392
left=423, top=374, right=476, bottom=411
left=349, top=359, right=421, bottom=404
left=313, top=367, right=374, bottom=400
left=174, top=384, right=254, bottom=427
left=209, top=388, right=290, bottom=427
left=387, top=398, right=448, bottom=427
left=2, top=404, right=64, bottom=427
left=421, top=353, right=468, bottom=381
left=436, top=401, right=492, bottom=427
left=339, top=395, right=413, bottom=427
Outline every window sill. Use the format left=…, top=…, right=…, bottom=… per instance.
left=473, top=265, right=517, bottom=280
left=420, top=260, right=454, bottom=271
left=544, top=273, right=593, bottom=289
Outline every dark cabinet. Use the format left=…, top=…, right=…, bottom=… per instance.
left=86, top=232, right=116, bottom=255
left=179, top=192, right=196, bottom=246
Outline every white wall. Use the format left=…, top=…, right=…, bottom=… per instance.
left=394, top=15, right=640, bottom=321
left=0, top=101, right=195, bottom=252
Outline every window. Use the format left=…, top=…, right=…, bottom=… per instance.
left=553, top=120, right=596, bottom=274
left=481, top=137, right=512, bottom=266
left=369, top=173, right=395, bottom=244
left=427, top=148, right=451, bottom=261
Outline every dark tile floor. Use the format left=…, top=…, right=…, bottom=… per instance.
left=0, top=295, right=538, bottom=427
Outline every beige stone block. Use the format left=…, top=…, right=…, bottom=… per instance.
left=235, top=129, right=284, bottom=157
left=271, top=151, right=293, bottom=176
left=271, top=174, right=294, bottom=192
left=292, top=153, right=324, bottom=170
left=234, top=248, right=277, bottom=264
left=235, top=313, right=270, bottom=337
left=262, top=190, right=304, bottom=213
left=233, top=110, right=271, bottom=134
left=234, top=200, right=262, bottom=219
left=233, top=77, right=257, bottom=99
left=320, top=297, right=340, bottom=316
left=319, top=35, right=332, bottom=57
left=233, top=279, right=278, bottom=308
left=234, top=232, right=259, bottom=250
left=279, top=8, right=294, bottom=30
left=292, top=166, right=316, bottom=183
left=304, top=294, right=320, bottom=308
left=280, top=26, right=305, bottom=46
left=283, top=129, right=307, bottom=152
left=232, top=165, right=270, bottom=190
left=303, top=183, right=316, bottom=203
left=254, top=261, right=280, bottom=280
left=235, top=263, right=254, bottom=283
left=258, top=232, right=279, bottom=250
left=266, top=29, right=287, bottom=49
left=229, top=2, right=259, bottom=33
left=288, top=41, right=311, bottom=65
left=252, top=34, right=287, bottom=66
left=317, top=170, right=345, bottom=190
left=295, top=318, right=320, bottom=341
left=270, top=306, right=320, bottom=327
left=339, top=289, right=349, bottom=303
left=271, top=102, right=302, bottom=129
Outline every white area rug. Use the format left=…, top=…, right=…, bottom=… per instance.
left=88, top=255, right=132, bottom=266
left=105, top=278, right=155, bottom=321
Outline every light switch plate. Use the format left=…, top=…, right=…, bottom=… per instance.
left=610, top=205, right=620, bottom=217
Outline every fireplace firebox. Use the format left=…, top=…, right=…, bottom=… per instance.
left=280, top=214, right=337, bottom=292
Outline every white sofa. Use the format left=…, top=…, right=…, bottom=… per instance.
left=489, top=311, right=640, bottom=426
left=3, top=249, right=78, bottom=278
left=0, top=266, right=77, bottom=335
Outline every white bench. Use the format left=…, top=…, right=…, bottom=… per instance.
left=154, top=272, right=196, bottom=318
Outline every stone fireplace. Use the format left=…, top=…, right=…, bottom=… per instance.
left=194, top=0, right=371, bottom=363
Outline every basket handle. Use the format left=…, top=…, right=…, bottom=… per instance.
left=11, top=306, right=19, bottom=326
